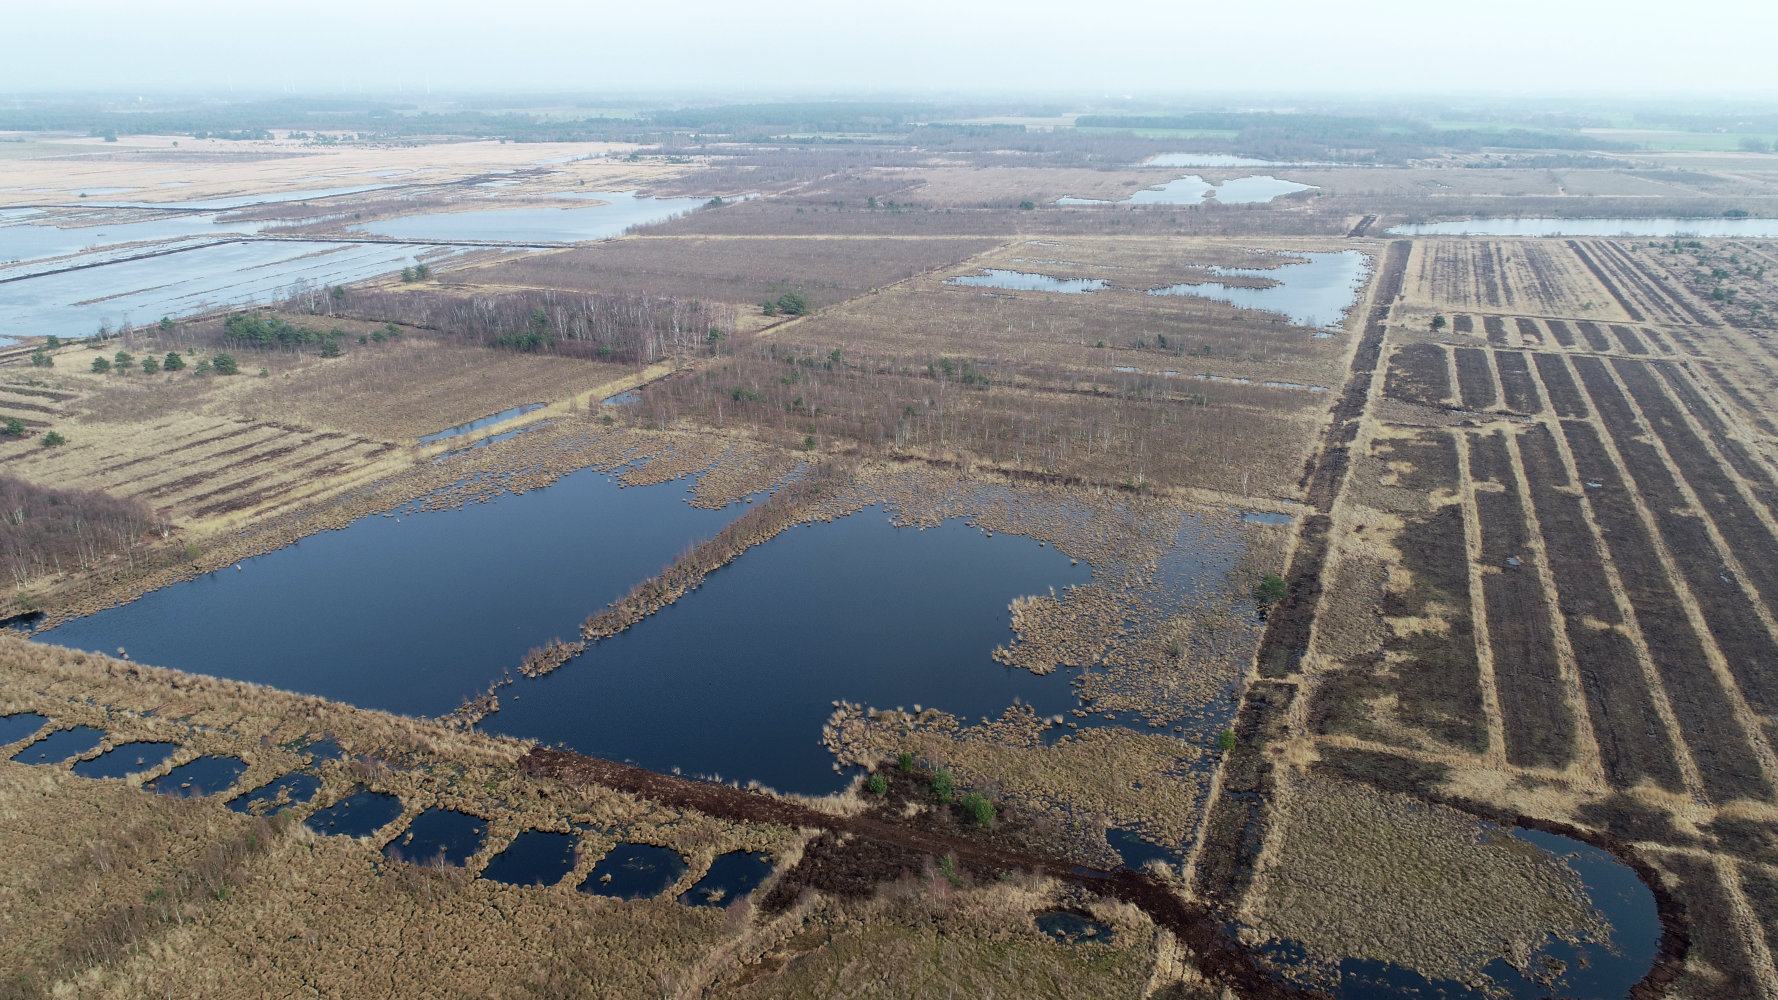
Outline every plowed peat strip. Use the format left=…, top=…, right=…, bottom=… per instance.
left=1381, top=494, right=1487, bottom=752
left=1656, top=852, right=1770, bottom=996
left=1601, top=243, right=1720, bottom=327
left=1565, top=240, right=1646, bottom=321
left=1384, top=342, right=1451, bottom=408
left=1546, top=320, right=1579, bottom=349
left=1534, top=353, right=1588, bottom=418
left=1649, top=360, right=1778, bottom=517
left=1583, top=359, right=1778, bottom=715
left=1455, top=348, right=1498, bottom=410
left=1694, top=361, right=1778, bottom=437
left=1610, top=325, right=1649, bottom=355
left=1483, top=315, right=1509, bottom=346
left=1576, top=321, right=1615, bottom=353
left=1561, top=419, right=1772, bottom=803
left=1493, top=352, right=1543, bottom=414
left=1514, top=318, right=1546, bottom=346
left=1518, top=424, right=1684, bottom=791
left=1470, top=432, right=1574, bottom=768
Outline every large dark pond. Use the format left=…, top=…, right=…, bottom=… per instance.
left=488, top=505, right=1090, bottom=793
left=45, top=469, right=744, bottom=717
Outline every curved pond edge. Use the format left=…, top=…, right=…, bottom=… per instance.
left=1503, top=813, right=1687, bottom=1000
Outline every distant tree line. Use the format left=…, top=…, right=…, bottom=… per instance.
left=332, top=287, right=720, bottom=364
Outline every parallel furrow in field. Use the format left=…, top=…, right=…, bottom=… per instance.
left=1468, top=431, right=1574, bottom=768
left=1454, top=348, right=1497, bottom=410
left=1562, top=417, right=1771, bottom=802
left=1517, top=423, right=1685, bottom=790
left=1492, top=351, right=1543, bottom=414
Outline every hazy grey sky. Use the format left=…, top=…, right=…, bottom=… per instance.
left=6, top=0, right=1776, bottom=98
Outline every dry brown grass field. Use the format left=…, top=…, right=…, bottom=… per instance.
left=10, top=126, right=1778, bottom=998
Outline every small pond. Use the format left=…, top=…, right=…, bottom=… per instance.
left=601, top=389, right=641, bottom=405
left=581, top=842, right=687, bottom=900
left=681, top=850, right=774, bottom=907
left=1108, top=825, right=1184, bottom=872
left=384, top=808, right=486, bottom=867
left=1035, top=910, right=1114, bottom=945
left=10, top=725, right=105, bottom=764
left=230, top=772, right=322, bottom=815
left=1146, top=250, right=1370, bottom=329
left=1388, top=217, right=1778, bottom=237
left=144, top=755, right=248, bottom=796
left=945, top=269, right=1108, bottom=293
left=418, top=403, right=545, bottom=443
left=481, top=829, right=580, bottom=887
left=0, top=711, right=48, bottom=745
left=305, top=788, right=404, bottom=838
left=71, top=740, right=179, bottom=779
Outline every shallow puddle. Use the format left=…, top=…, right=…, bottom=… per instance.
left=481, top=829, right=580, bottom=887
left=71, top=741, right=179, bottom=779
left=580, top=843, right=687, bottom=900
left=1107, top=825, right=1184, bottom=872
left=229, top=772, right=323, bottom=815
left=8, top=725, right=105, bottom=764
left=144, top=755, right=248, bottom=796
left=680, top=851, right=774, bottom=907
left=384, top=808, right=487, bottom=867
left=304, top=788, right=404, bottom=838
left=1035, top=910, right=1115, bottom=945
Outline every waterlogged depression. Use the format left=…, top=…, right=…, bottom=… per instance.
left=0, top=190, right=706, bottom=338
left=1147, top=250, right=1370, bottom=328
left=1058, top=174, right=1315, bottom=206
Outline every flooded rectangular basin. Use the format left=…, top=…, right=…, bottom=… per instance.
left=481, top=830, right=581, bottom=887
left=581, top=843, right=687, bottom=900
